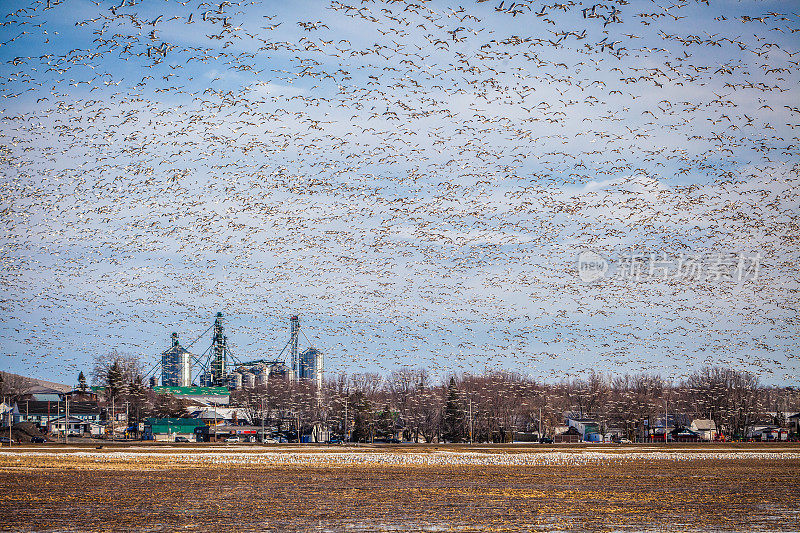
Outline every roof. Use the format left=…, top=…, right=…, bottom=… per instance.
left=161, top=345, right=193, bottom=357
left=691, top=419, right=717, bottom=431
left=29, top=393, right=62, bottom=402
left=14, top=400, right=100, bottom=416
left=152, top=386, right=229, bottom=396
left=204, top=425, right=264, bottom=433
left=145, top=418, right=205, bottom=434
left=26, top=385, right=65, bottom=395
left=146, top=417, right=205, bottom=426
left=672, top=427, right=701, bottom=436
left=49, top=416, right=91, bottom=424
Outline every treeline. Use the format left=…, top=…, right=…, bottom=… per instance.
left=76, top=352, right=799, bottom=441
left=231, top=367, right=800, bottom=442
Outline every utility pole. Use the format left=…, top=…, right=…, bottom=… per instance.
left=111, top=397, right=114, bottom=442
left=539, top=406, right=543, bottom=443
left=261, top=398, right=265, bottom=443
left=344, top=396, right=348, bottom=443
left=468, top=396, right=472, bottom=445
left=65, top=396, right=69, bottom=445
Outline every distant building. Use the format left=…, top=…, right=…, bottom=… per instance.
left=789, top=413, right=800, bottom=437
left=554, top=426, right=581, bottom=443
left=13, top=400, right=100, bottom=429
left=748, top=426, right=789, bottom=441
left=48, top=416, right=91, bottom=436
left=690, top=419, right=717, bottom=441
left=18, top=386, right=64, bottom=402
left=187, top=407, right=252, bottom=426
left=670, top=427, right=703, bottom=442
left=299, top=347, right=323, bottom=388
left=195, top=424, right=265, bottom=442
left=268, top=362, right=289, bottom=381
left=567, top=418, right=601, bottom=441
left=143, top=418, right=205, bottom=442
left=161, top=333, right=193, bottom=387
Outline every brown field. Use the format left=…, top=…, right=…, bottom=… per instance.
left=0, top=444, right=798, bottom=532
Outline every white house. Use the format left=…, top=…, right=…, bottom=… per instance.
left=48, top=416, right=90, bottom=436
left=690, top=419, right=717, bottom=441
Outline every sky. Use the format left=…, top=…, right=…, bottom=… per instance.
left=0, top=0, right=798, bottom=386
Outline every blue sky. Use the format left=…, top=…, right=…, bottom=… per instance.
left=0, top=0, right=798, bottom=386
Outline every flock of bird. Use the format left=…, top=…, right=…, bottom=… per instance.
left=8, top=449, right=800, bottom=467
left=0, top=0, right=797, bottom=385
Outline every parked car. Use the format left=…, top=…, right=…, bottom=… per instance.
left=539, top=437, right=554, bottom=444
left=30, top=436, right=46, bottom=443
left=619, top=438, right=632, bottom=444
left=262, top=437, right=279, bottom=444
left=0, top=437, right=15, bottom=444
left=174, top=436, right=190, bottom=443
left=328, top=436, right=343, bottom=444
left=224, top=436, right=240, bottom=443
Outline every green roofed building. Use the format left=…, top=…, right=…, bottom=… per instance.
left=152, top=386, right=230, bottom=406
left=144, top=418, right=205, bottom=441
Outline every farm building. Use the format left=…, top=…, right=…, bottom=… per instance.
left=143, top=418, right=205, bottom=441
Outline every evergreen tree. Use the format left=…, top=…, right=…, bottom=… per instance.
left=106, top=360, right=124, bottom=402
left=375, top=404, right=396, bottom=439
left=442, top=377, right=467, bottom=443
left=127, top=374, right=150, bottom=424
left=350, top=392, right=374, bottom=443
left=77, top=371, right=87, bottom=392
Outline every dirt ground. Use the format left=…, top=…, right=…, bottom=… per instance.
left=0, top=444, right=798, bottom=532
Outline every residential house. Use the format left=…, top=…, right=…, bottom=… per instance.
left=48, top=416, right=91, bottom=436
left=690, top=419, right=717, bottom=441
left=13, top=401, right=101, bottom=430
left=18, top=386, right=64, bottom=402
left=671, top=427, right=702, bottom=442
